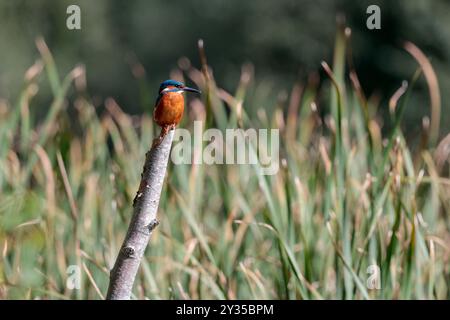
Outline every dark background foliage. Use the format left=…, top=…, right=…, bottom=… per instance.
left=1, top=0, right=449, bottom=135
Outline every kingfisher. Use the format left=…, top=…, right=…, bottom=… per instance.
left=152, top=79, right=201, bottom=147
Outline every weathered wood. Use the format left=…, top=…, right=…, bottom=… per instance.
left=106, top=129, right=174, bottom=300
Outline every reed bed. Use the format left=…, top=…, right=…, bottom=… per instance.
left=0, top=29, right=449, bottom=299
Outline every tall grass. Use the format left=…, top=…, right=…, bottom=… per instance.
left=0, top=29, right=449, bottom=300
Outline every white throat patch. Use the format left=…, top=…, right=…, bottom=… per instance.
left=162, top=87, right=183, bottom=94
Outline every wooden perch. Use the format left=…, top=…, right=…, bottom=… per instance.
left=106, top=129, right=174, bottom=300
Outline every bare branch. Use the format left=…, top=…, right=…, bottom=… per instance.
left=106, top=129, right=174, bottom=300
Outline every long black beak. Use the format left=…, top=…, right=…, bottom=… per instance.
left=182, top=86, right=201, bottom=94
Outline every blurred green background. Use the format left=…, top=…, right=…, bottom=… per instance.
left=1, top=0, right=449, bottom=136
left=1, top=0, right=450, bottom=300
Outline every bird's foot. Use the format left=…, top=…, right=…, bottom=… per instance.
left=151, top=125, right=175, bottom=148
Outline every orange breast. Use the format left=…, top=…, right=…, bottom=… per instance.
left=153, top=92, right=185, bottom=127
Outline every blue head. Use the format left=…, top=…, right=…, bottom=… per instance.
left=158, top=79, right=201, bottom=94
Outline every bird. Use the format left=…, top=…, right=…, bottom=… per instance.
left=152, top=79, right=201, bottom=147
